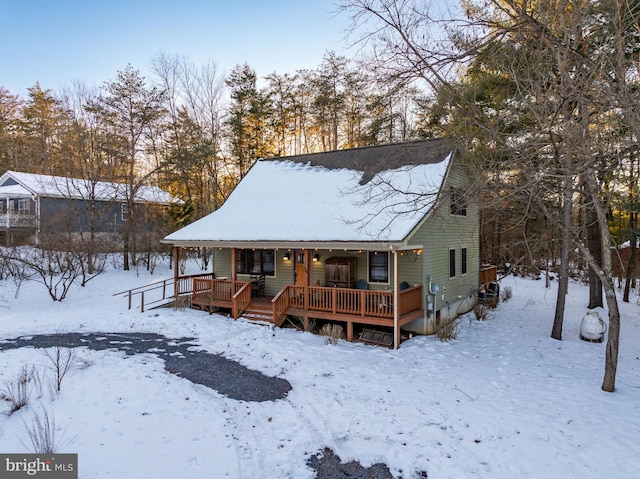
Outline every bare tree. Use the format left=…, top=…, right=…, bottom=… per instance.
left=338, top=0, right=635, bottom=392
left=151, top=54, right=229, bottom=217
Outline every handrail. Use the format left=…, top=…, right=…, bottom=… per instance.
left=272, top=286, right=291, bottom=325
left=113, top=272, right=214, bottom=312
left=232, top=282, right=252, bottom=319
left=113, top=279, right=176, bottom=312
left=112, top=272, right=213, bottom=297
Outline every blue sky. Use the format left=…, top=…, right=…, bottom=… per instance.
left=1, top=0, right=351, bottom=96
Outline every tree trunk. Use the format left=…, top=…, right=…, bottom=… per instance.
left=601, top=274, right=620, bottom=392
left=123, top=232, right=130, bottom=271
left=551, top=180, right=572, bottom=340
left=586, top=204, right=603, bottom=308
left=623, top=237, right=636, bottom=303
left=583, top=173, right=621, bottom=392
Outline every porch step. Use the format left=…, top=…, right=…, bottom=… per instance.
left=242, top=302, right=276, bottom=324
left=242, top=313, right=275, bottom=323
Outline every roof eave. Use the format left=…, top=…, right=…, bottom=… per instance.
left=160, top=239, right=420, bottom=251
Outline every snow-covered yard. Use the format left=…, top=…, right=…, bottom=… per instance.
left=0, top=262, right=638, bottom=478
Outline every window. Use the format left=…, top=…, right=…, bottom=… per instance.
left=121, top=203, right=128, bottom=221
left=17, top=199, right=30, bottom=215
left=450, top=187, right=467, bottom=216
left=236, top=249, right=275, bottom=276
left=461, top=247, right=467, bottom=275
left=449, top=249, right=456, bottom=278
left=369, top=251, right=389, bottom=283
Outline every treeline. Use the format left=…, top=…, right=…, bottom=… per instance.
left=0, top=52, right=427, bottom=223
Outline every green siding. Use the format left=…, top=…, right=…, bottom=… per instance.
left=212, top=249, right=294, bottom=296
left=407, top=159, right=479, bottom=319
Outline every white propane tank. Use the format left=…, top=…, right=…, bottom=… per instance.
left=580, top=311, right=607, bottom=343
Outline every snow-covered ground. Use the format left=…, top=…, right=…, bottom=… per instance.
left=0, top=260, right=638, bottom=478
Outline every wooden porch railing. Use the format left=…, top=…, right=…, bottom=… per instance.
left=191, top=278, right=251, bottom=318
left=176, top=273, right=215, bottom=296
left=398, top=286, right=422, bottom=316
left=280, top=284, right=422, bottom=320
left=185, top=277, right=423, bottom=329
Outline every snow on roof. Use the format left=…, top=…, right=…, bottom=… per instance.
left=0, top=170, right=177, bottom=204
left=165, top=140, right=454, bottom=244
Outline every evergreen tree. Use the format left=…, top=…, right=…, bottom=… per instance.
left=226, top=63, right=276, bottom=177
left=86, top=65, right=166, bottom=270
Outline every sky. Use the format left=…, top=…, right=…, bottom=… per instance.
left=1, top=0, right=352, bottom=97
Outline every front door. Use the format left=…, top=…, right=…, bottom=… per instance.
left=294, top=251, right=309, bottom=287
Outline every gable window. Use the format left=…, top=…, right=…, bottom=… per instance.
left=449, top=249, right=456, bottom=278
left=461, top=247, right=468, bottom=275
left=237, top=249, right=275, bottom=276
left=17, top=199, right=30, bottom=215
left=450, top=187, right=467, bottom=216
left=369, top=251, right=389, bottom=284
left=121, top=203, right=129, bottom=221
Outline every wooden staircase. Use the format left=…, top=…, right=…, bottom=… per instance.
left=241, top=297, right=276, bottom=324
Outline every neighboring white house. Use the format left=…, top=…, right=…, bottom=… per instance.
left=0, top=170, right=177, bottom=246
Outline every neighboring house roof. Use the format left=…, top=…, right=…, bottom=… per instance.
left=164, top=139, right=457, bottom=248
left=0, top=170, right=178, bottom=205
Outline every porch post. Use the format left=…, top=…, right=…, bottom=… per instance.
left=231, top=247, right=237, bottom=281
left=173, top=246, right=180, bottom=298
left=393, top=249, right=399, bottom=349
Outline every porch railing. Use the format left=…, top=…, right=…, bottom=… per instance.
left=398, top=286, right=422, bottom=316
left=176, top=273, right=215, bottom=296
left=185, top=277, right=423, bottom=324
left=281, top=284, right=422, bottom=319
left=0, top=213, right=36, bottom=229
left=191, top=278, right=251, bottom=318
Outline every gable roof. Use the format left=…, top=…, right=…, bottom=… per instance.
left=0, top=170, right=177, bottom=205
left=164, top=139, right=456, bottom=248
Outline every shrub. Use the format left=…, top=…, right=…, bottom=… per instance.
left=39, top=347, right=77, bottom=393
left=0, top=365, right=42, bottom=414
left=473, top=303, right=491, bottom=321
left=501, top=285, right=513, bottom=302
left=22, top=406, right=62, bottom=454
left=435, top=317, right=459, bottom=342
left=320, top=323, right=345, bottom=345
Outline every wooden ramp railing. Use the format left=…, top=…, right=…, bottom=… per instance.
left=113, top=272, right=214, bottom=312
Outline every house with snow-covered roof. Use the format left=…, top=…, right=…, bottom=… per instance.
left=0, top=170, right=178, bottom=246
left=163, top=139, right=481, bottom=347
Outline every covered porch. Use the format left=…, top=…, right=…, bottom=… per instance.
left=172, top=245, right=425, bottom=348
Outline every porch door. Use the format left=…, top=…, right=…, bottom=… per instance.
left=294, top=250, right=309, bottom=286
